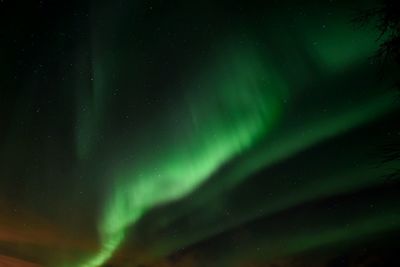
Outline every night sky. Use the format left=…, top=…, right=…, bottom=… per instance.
left=1, top=0, right=399, bottom=266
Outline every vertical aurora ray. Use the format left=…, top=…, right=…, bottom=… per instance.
left=67, top=1, right=399, bottom=266
left=2, top=0, right=400, bottom=266
left=112, top=16, right=400, bottom=259
left=124, top=26, right=400, bottom=257
left=72, top=44, right=286, bottom=267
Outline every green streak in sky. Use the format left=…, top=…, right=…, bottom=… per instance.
left=70, top=2, right=397, bottom=266
left=215, top=193, right=400, bottom=267
left=74, top=45, right=285, bottom=267
left=143, top=87, right=398, bottom=260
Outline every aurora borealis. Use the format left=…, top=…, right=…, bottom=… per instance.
left=1, top=0, right=400, bottom=266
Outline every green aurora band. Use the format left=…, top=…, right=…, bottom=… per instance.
left=67, top=1, right=399, bottom=267
left=74, top=42, right=286, bottom=267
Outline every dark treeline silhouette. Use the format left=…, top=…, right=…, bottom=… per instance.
left=355, top=0, right=400, bottom=173
left=355, top=0, right=400, bottom=67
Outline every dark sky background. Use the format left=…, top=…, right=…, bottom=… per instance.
left=0, top=0, right=399, bottom=267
